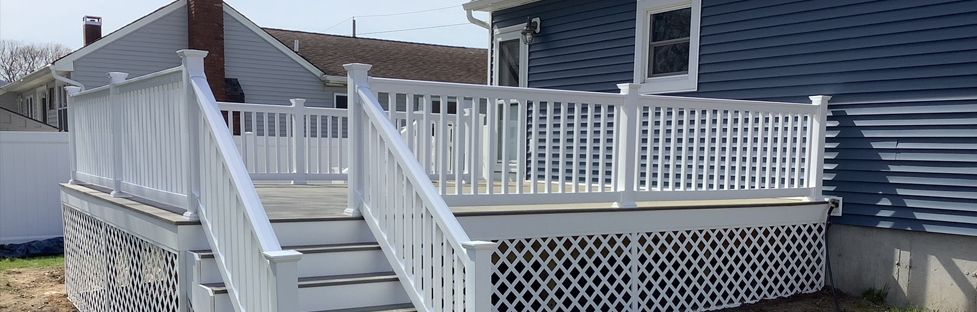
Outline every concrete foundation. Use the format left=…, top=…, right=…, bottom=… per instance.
left=828, top=224, right=977, bottom=311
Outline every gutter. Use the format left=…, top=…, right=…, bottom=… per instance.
left=51, top=67, right=85, bottom=91
left=466, top=9, right=490, bottom=29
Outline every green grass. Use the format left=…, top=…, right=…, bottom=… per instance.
left=861, top=286, right=889, bottom=305
left=0, top=255, right=64, bottom=272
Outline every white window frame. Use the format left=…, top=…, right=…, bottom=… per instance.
left=492, top=24, right=529, bottom=87
left=633, top=0, right=702, bottom=94
left=334, top=93, right=348, bottom=109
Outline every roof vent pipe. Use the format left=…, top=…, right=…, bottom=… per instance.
left=293, top=39, right=300, bottom=52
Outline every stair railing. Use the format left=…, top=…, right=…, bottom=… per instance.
left=179, top=50, right=301, bottom=312
left=345, top=63, right=498, bottom=312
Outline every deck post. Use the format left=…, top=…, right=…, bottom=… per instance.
left=178, top=49, right=208, bottom=219
left=263, top=250, right=303, bottom=312
left=612, top=83, right=641, bottom=208
left=807, top=95, right=831, bottom=202
left=64, top=86, right=82, bottom=185
left=290, top=98, right=308, bottom=185
left=108, top=72, right=129, bottom=197
left=463, top=241, right=499, bottom=312
left=344, top=63, right=373, bottom=217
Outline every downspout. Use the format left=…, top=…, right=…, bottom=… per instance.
left=465, top=9, right=492, bottom=84
left=51, top=67, right=85, bottom=91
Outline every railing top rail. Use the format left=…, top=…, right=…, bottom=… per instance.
left=192, top=77, right=282, bottom=252
left=72, top=66, right=183, bottom=98
left=370, top=77, right=628, bottom=105
left=640, top=94, right=820, bottom=114
left=356, top=86, right=473, bottom=250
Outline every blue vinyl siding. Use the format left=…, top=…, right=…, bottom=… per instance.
left=495, top=0, right=977, bottom=236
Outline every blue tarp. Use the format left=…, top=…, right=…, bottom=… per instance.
left=0, top=237, right=64, bottom=259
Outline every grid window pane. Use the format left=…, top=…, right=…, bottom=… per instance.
left=650, top=42, right=690, bottom=75
left=651, top=8, right=691, bottom=42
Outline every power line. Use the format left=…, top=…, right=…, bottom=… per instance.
left=358, top=23, right=471, bottom=35
left=355, top=5, right=460, bottom=18
left=322, top=4, right=461, bottom=33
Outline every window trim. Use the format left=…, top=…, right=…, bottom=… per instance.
left=492, top=24, right=529, bottom=87
left=633, top=0, right=702, bottom=94
left=334, top=93, right=348, bottom=109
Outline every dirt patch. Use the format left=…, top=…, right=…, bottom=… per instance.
left=722, top=289, right=896, bottom=312
left=0, top=266, right=75, bottom=312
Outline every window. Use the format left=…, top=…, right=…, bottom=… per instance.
left=634, top=0, right=701, bottom=93
left=334, top=93, right=348, bottom=109
left=493, top=24, right=528, bottom=87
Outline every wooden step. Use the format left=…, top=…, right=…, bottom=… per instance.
left=199, top=272, right=399, bottom=294
left=314, top=303, right=417, bottom=312
left=191, top=242, right=381, bottom=259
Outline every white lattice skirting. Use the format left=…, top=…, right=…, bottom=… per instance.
left=63, top=205, right=180, bottom=312
left=491, top=223, right=825, bottom=311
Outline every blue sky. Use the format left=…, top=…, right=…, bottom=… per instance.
left=0, top=0, right=490, bottom=49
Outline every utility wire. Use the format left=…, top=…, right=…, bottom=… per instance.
left=358, top=23, right=470, bottom=35
left=322, top=4, right=461, bottom=33
left=355, top=5, right=460, bottom=18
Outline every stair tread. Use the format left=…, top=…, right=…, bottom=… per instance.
left=191, top=242, right=381, bottom=258
left=200, top=272, right=399, bottom=294
left=313, top=303, right=416, bottom=312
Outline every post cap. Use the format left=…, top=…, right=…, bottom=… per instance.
left=343, top=63, right=373, bottom=72
left=176, top=49, right=209, bottom=58
left=263, top=250, right=303, bottom=262
left=809, top=95, right=832, bottom=104
left=64, top=86, right=82, bottom=96
left=289, top=98, right=307, bottom=107
left=616, top=83, right=642, bottom=95
left=108, top=72, right=129, bottom=83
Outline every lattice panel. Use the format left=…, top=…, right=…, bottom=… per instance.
left=491, top=223, right=824, bottom=312
left=64, top=206, right=180, bottom=312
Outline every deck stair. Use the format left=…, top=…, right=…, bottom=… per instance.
left=189, top=217, right=415, bottom=311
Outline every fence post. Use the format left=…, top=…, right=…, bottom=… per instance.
left=178, top=49, right=208, bottom=219
left=290, top=98, right=308, bottom=185
left=343, top=63, right=373, bottom=217
left=108, top=72, right=129, bottom=197
left=807, top=95, right=831, bottom=202
left=612, top=83, right=641, bottom=208
left=64, top=86, right=82, bottom=185
left=263, top=250, right=302, bottom=312
left=463, top=241, right=498, bottom=312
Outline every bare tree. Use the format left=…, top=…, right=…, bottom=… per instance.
left=0, top=40, right=72, bottom=83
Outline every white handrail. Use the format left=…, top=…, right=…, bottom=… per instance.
left=181, top=50, right=300, bottom=312
left=347, top=63, right=496, bottom=311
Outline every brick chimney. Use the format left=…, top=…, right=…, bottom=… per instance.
left=83, top=16, right=102, bottom=46
left=187, top=0, right=227, bottom=101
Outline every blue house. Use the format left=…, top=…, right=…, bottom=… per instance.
left=463, top=0, right=977, bottom=310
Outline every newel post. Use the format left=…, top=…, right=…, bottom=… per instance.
left=463, top=241, right=498, bottom=312
left=108, top=72, right=129, bottom=197
left=343, top=63, right=373, bottom=217
left=612, top=83, right=641, bottom=208
left=290, top=98, right=308, bottom=185
left=807, top=95, right=831, bottom=202
left=178, top=49, right=209, bottom=219
left=263, top=250, right=302, bottom=312
left=64, top=86, right=82, bottom=185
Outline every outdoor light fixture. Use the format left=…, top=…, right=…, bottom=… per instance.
left=521, top=17, right=541, bottom=44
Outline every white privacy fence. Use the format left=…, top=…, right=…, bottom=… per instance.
left=0, top=131, right=69, bottom=244
left=67, top=50, right=301, bottom=312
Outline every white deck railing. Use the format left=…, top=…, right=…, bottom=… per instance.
left=366, top=79, right=828, bottom=207
left=347, top=64, right=497, bottom=312
left=67, top=50, right=302, bottom=312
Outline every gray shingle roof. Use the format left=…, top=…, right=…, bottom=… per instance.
left=264, top=28, right=487, bottom=84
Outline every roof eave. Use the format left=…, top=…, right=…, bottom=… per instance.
left=0, top=65, right=55, bottom=94
left=463, top=0, right=540, bottom=12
